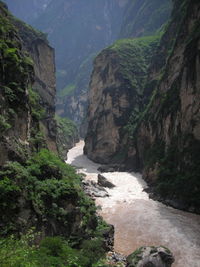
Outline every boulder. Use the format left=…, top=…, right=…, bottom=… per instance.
left=98, top=174, right=116, bottom=189
left=127, top=246, right=175, bottom=267
left=82, top=180, right=109, bottom=198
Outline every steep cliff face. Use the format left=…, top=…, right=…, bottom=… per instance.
left=85, top=0, right=200, bottom=212
left=84, top=36, right=159, bottom=163
left=0, top=4, right=109, bottom=252
left=56, top=115, right=79, bottom=159
left=127, top=0, right=200, bottom=212
left=13, top=19, right=58, bottom=153
left=4, top=0, right=130, bottom=133
left=0, top=3, right=34, bottom=166
left=120, top=0, right=172, bottom=38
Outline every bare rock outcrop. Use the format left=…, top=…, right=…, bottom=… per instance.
left=84, top=0, right=200, bottom=213
left=14, top=19, right=58, bottom=154
left=0, top=3, right=58, bottom=166
left=84, top=37, right=159, bottom=164
left=127, top=246, right=174, bottom=267
left=126, top=0, right=200, bottom=212
left=98, top=174, right=116, bottom=189
left=82, top=180, right=109, bottom=198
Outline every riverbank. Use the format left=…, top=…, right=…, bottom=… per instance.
left=67, top=141, right=200, bottom=267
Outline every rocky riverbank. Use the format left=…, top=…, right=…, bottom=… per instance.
left=67, top=141, right=200, bottom=267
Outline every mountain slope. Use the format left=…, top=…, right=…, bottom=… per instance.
left=0, top=4, right=111, bottom=261
left=126, top=0, right=200, bottom=212
left=120, top=0, right=172, bottom=38
left=85, top=0, right=200, bottom=213
left=84, top=36, right=160, bottom=163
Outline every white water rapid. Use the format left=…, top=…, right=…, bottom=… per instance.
left=66, top=141, right=200, bottom=267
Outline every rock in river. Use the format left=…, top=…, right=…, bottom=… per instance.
left=98, top=174, right=116, bottom=189
left=82, top=180, right=109, bottom=198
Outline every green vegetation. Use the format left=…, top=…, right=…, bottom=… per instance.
left=126, top=247, right=143, bottom=266
left=58, top=83, right=76, bottom=97
left=0, top=2, right=34, bottom=122
left=107, top=35, right=160, bottom=94
left=56, top=115, right=78, bottom=139
left=120, top=0, right=172, bottom=38
left=0, top=2, right=114, bottom=266
left=0, top=114, right=11, bottom=133
left=0, top=148, right=95, bottom=235
left=0, top=5, right=35, bottom=138
left=28, top=87, right=45, bottom=120
left=29, top=128, right=46, bottom=150
left=0, top=234, right=107, bottom=267
left=0, top=148, right=113, bottom=264
left=55, top=115, right=78, bottom=159
left=154, top=137, right=200, bottom=209
left=109, top=36, right=160, bottom=137
left=13, top=17, right=48, bottom=44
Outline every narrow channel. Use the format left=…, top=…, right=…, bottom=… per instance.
left=67, top=141, right=200, bottom=267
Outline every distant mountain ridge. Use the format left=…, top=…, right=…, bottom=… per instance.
left=120, top=0, right=172, bottom=38
left=4, top=0, right=51, bottom=23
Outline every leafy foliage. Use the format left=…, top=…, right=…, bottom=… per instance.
left=55, top=115, right=78, bottom=159
left=28, top=87, right=45, bottom=120
left=0, top=149, right=98, bottom=237
left=108, top=36, right=160, bottom=91
left=0, top=234, right=107, bottom=267
left=155, top=137, right=200, bottom=208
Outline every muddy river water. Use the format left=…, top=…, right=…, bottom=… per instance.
left=67, top=141, right=200, bottom=267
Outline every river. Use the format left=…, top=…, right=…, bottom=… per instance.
left=66, top=141, right=200, bottom=267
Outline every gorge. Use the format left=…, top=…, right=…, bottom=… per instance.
left=68, top=141, right=200, bottom=267
left=0, top=0, right=200, bottom=266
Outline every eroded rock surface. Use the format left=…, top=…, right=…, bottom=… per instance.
left=84, top=37, right=159, bottom=163
left=98, top=174, right=116, bottom=189
left=127, top=246, right=174, bottom=267
left=82, top=180, right=109, bottom=198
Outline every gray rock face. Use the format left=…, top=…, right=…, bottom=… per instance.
left=98, top=174, right=116, bottom=189
left=82, top=180, right=109, bottom=198
left=15, top=20, right=57, bottom=154
left=84, top=37, right=159, bottom=164
left=127, top=246, right=174, bottom=267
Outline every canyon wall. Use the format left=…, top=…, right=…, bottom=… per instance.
left=0, top=2, right=58, bottom=167
left=84, top=36, right=159, bottom=163
left=120, top=0, right=172, bottom=38
left=85, top=0, right=200, bottom=212
left=4, top=0, right=129, bottom=133
left=84, top=0, right=172, bottom=162
left=14, top=19, right=58, bottom=153
left=0, top=3, right=106, bottom=247
left=128, top=0, right=200, bottom=212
